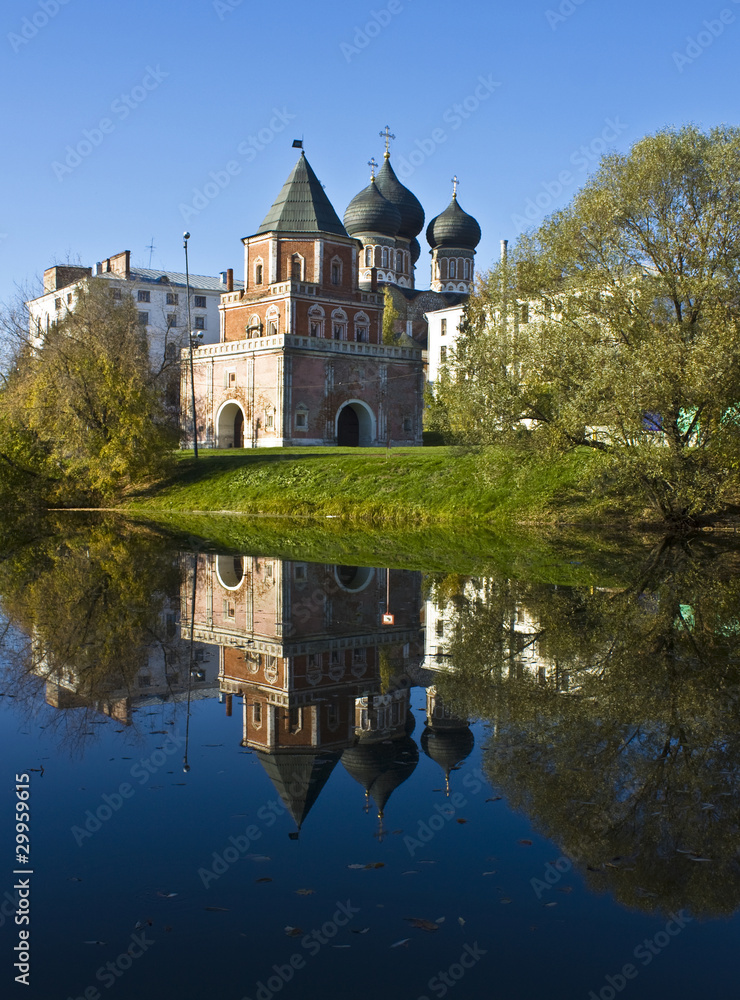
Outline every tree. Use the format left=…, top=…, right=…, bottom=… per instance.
left=382, top=286, right=401, bottom=344
left=434, top=126, right=740, bottom=526
left=0, top=278, right=175, bottom=506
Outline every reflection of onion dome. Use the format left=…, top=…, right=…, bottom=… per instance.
left=375, top=156, right=425, bottom=240
left=426, top=195, right=482, bottom=250
left=410, top=237, right=421, bottom=264
left=342, top=736, right=419, bottom=817
left=344, top=178, right=402, bottom=238
left=421, top=726, right=475, bottom=779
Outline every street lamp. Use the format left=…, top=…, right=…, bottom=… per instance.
left=183, top=232, right=200, bottom=459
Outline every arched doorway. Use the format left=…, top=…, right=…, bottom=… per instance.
left=337, top=406, right=359, bottom=446
left=217, top=401, right=246, bottom=449
left=336, top=401, right=374, bottom=447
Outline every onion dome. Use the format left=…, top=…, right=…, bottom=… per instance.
left=426, top=194, right=482, bottom=250
left=375, top=156, right=425, bottom=240
left=342, top=736, right=419, bottom=816
left=410, top=237, right=421, bottom=264
left=344, top=178, right=402, bottom=238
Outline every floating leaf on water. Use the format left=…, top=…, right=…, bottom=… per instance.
left=482, top=871, right=497, bottom=876
left=402, top=871, right=418, bottom=875
left=458, top=917, right=465, bottom=926
left=456, top=818, right=468, bottom=825
left=544, top=902, right=558, bottom=907
left=556, top=886, right=573, bottom=894
left=255, top=877, right=273, bottom=883
left=204, top=906, right=230, bottom=912
left=435, top=917, right=445, bottom=924
left=83, top=941, right=106, bottom=946
left=500, top=898, right=512, bottom=904
left=284, top=926, right=302, bottom=937
left=295, top=889, right=315, bottom=896
left=347, top=864, right=366, bottom=870
left=364, top=862, right=385, bottom=869
left=391, top=938, right=411, bottom=948
left=351, top=928, right=370, bottom=934
left=247, top=855, right=271, bottom=862
left=486, top=797, right=503, bottom=803
left=157, top=892, right=178, bottom=898
left=406, top=918, right=440, bottom=932
left=518, top=839, right=533, bottom=846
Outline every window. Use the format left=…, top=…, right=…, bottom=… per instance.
left=195, top=315, right=205, bottom=330
left=295, top=410, right=307, bottom=429
left=266, top=413, right=274, bottom=430
left=138, top=290, right=150, bottom=303
left=291, top=254, right=303, bottom=281
left=365, top=246, right=373, bottom=267
left=396, top=250, right=403, bottom=271
left=449, top=260, right=457, bottom=279
left=112, top=288, right=122, bottom=300
left=166, top=292, right=179, bottom=305
left=294, top=564, right=307, bottom=581
left=441, top=318, right=447, bottom=336
left=167, top=313, right=177, bottom=328
left=194, top=295, right=206, bottom=308
left=54, top=298, right=61, bottom=310
left=310, top=322, right=320, bottom=337
left=138, top=311, right=149, bottom=325
left=229, top=372, right=236, bottom=386
left=440, top=345, right=447, bottom=362
left=255, top=262, right=263, bottom=285
left=165, top=343, right=177, bottom=359
left=67, top=293, right=73, bottom=304
left=464, top=259, right=471, bottom=279
left=356, top=327, right=368, bottom=343
left=289, top=707, right=302, bottom=733
left=333, top=324, right=345, bottom=340
left=222, top=599, right=235, bottom=618
left=253, top=703, right=262, bottom=725
left=382, top=248, right=388, bottom=267
left=403, top=417, right=412, bottom=433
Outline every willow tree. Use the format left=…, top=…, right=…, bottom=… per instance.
left=435, top=126, right=740, bottom=525
left=0, top=279, right=175, bottom=506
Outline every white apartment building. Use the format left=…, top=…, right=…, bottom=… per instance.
left=424, top=303, right=465, bottom=384
left=27, top=250, right=243, bottom=364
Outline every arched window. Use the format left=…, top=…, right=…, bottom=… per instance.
left=464, top=259, right=471, bottom=279
left=449, top=259, right=457, bottom=279
left=382, top=248, right=389, bottom=267
left=330, top=256, right=343, bottom=285
left=255, top=260, right=264, bottom=285
left=396, top=250, right=403, bottom=272
left=354, top=311, right=370, bottom=343
left=291, top=254, right=303, bottom=281
left=332, top=308, right=347, bottom=340
left=247, top=314, right=262, bottom=337
left=266, top=305, right=279, bottom=337
left=308, top=305, right=325, bottom=338
left=365, top=246, right=373, bottom=267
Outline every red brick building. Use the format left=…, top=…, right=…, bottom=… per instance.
left=183, top=150, right=425, bottom=448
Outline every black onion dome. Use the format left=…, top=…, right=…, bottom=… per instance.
left=410, top=237, right=421, bottom=264
left=426, top=195, right=482, bottom=250
left=375, top=156, right=425, bottom=240
left=421, top=727, right=475, bottom=777
left=344, top=178, right=402, bottom=238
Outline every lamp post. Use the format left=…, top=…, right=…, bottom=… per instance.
left=183, top=231, right=199, bottom=459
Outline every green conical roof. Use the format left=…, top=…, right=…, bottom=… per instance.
left=256, top=153, right=349, bottom=237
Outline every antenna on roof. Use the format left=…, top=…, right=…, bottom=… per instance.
left=146, top=237, right=156, bottom=268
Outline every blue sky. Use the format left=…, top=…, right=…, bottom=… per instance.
left=1, top=0, right=738, bottom=305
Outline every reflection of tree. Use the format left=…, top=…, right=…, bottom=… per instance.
left=0, top=517, right=182, bottom=751
left=435, top=536, right=740, bottom=918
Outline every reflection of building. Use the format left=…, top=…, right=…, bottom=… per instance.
left=35, top=597, right=219, bottom=725
left=182, top=553, right=426, bottom=833
left=421, top=688, right=474, bottom=795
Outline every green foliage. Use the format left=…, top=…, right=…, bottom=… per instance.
left=382, top=286, right=401, bottom=344
left=435, top=536, right=740, bottom=917
left=434, top=125, right=740, bottom=525
left=0, top=279, right=175, bottom=506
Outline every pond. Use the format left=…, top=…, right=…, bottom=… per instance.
left=1, top=518, right=739, bottom=999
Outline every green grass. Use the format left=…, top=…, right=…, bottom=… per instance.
left=123, top=444, right=633, bottom=526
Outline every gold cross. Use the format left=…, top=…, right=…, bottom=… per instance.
left=368, top=157, right=378, bottom=179
left=380, top=125, right=396, bottom=157
left=452, top=175, right=459, bottom=197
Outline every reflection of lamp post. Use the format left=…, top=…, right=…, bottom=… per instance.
left=183, top=232, right=200, bottom=459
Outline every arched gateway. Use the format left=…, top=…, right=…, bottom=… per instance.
left=336, top=401, right=374, bottom=447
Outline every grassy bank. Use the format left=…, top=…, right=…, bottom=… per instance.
left=123, top=444, right=632, bottom=525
